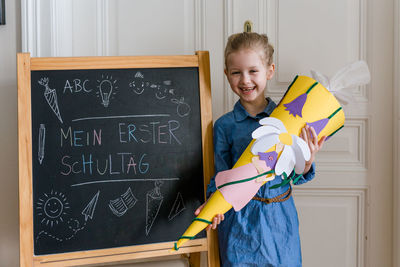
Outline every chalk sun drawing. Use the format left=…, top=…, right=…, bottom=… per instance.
left=36, top=190, right=70, bottom=227
left=96, top=74, right=118, bottom=107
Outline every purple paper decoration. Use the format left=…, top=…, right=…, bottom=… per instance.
left=306, top=118, right=329, bottom=136
left=258, top=151, right=278, bottom=169
left=283, top=93, right=307, bottom=118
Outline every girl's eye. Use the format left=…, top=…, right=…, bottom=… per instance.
left=231, top=71, right=240, bottom=75
left=250, top=70, right=258, bottom=73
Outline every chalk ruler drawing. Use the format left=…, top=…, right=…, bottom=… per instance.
left=168, top=192, right=186, bottom=221
left=146, top=181, right=164, bottom=236
left=38, top=124, right=45, bottom=164
left=35, top=191, right=99, bottom=243
left=96, top=75, right=118, bottom=107
left=38, top=78, right=63, bottom=123
left=109, top=187, right=138, bottom=217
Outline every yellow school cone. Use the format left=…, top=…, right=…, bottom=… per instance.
left=173, top=75, right=346, bottom=250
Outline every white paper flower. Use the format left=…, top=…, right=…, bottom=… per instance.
left=251, top=117, right=311, bottom=176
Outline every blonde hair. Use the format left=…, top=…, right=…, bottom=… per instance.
left=224, top=32, right=274, bottom=69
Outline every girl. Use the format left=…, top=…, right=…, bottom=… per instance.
left=195, top=32, right=325, bottom=266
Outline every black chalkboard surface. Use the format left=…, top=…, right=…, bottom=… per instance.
left=30, top=67, right=205, bottom=255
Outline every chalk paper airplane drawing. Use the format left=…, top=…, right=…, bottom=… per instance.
left=36, top=190, right=70, bottom=228
left=38, top=78, right=63, bottom=123
left=168, top=192, right=186, bottom=221
left=38, top=124, right=46, bottom=164
left=81, top=191, right=100, bottom=221
left=145, top=181, right=164, bottom=236
left=109, top=187, right=137, bottom=217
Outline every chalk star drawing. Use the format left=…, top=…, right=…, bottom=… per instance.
left=81, top=191, right=100, bottom=221
left=36, top=190, right=70, bottom=228
left=38, top=78, right=63, bottom=123
left=96, top=74, right=118, bottom=107
left=168, top=192, right=186, bottom=221
left=146, top=181, right=164, bottom=235
left=109, top=187, right=138, bottom=217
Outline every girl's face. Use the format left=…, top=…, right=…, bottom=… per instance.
left=225, top=49, right=274, bottom=106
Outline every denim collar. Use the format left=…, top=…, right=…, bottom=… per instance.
left=233, top=97, right=276, bottom=122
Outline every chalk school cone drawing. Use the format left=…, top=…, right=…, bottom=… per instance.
left=172, top=61, right=370, bottom=251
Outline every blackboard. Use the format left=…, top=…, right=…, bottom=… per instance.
left=17, top=53, right=221, bottom=267
left=30, top=66, right=206, bottom=255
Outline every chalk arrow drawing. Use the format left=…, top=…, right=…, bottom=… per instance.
left=168, top=192, right=186, bottom=221
left=81, top=191, right=100, bottom=221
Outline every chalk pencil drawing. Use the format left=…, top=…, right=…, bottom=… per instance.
left=38, top=124, right=45, bottom=164
left=38, top=78, right=63, bottom=123
left=171, top=97, right=191, bottom=117
left=81, top=191, right=100, bottom=221
left=36, top=190, right=70, bottom=228
left=96, top=75, right=118, bottom=107
left=168, top=192, right=186, bottom=221
left=109, top=187, right=137, bottom=217
left=145, top=181, right=164, bottom=235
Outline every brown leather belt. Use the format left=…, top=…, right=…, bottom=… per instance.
left=252, top=185, right=292, bottom=204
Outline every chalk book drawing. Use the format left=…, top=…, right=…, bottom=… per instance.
left=109, top=187, right=138, bottom=217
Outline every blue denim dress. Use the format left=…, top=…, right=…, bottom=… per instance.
left=207, top=98, right=315, bottom=267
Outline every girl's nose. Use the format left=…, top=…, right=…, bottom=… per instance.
left=240, top=73, right=251, bottom=84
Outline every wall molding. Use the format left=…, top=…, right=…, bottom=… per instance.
left=294, top=186, right=367, bottom=267
left=96, top=0, right=109, bottom=56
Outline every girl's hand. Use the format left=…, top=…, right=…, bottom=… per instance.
left=194, top=201, right=224, bottom=231
left=300, top=125, right=326, bottom=174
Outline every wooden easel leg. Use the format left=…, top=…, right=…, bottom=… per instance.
left=188, top=252, right=201, bottom=267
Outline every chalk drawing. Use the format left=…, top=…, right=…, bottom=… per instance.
left=38, top=78, right=63, bottom=123
left=36, top=190, right=70, bottom=228
left=81, top=191, right=100, bottom=221
left=145, top=181, right=164, bottom=235
left=109, top=187, right=138, bottom=217
left=171, top=97, right=191, bottom=117
left=168, top=192, right=186, bottom=221
left=38, top=124, right=45, bottom=164
left=96, top=75, right=118, bottom=107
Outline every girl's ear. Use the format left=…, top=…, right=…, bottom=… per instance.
left=224, top=68, right=228, bottom=76
left=266, top=63, right=275, bottom=80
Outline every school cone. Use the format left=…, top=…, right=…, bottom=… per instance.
left=173, top=75, right=346, bottom=250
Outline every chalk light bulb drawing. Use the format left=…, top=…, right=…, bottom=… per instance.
left=97, top=75, right=118, bottom=107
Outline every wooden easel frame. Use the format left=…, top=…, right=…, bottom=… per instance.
left=17, top=51, right=220, bottom=266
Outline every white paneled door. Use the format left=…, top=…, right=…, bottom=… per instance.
left=23, top=0, right=393, bottom=266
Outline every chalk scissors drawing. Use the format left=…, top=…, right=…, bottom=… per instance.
left=109, top=187, right=138, bottom=217
left=38, top=124, right=45, bottom=164
left=146, top=181, right=164, bottom=235
left=35, top=191, right=100, bottom=243
left=38, top=78, right=63, bottom=123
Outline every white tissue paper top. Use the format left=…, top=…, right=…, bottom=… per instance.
left=310, top=61, right=371, bottom=105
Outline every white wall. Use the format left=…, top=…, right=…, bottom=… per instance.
left=0, top=0, right=21, bottom=266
